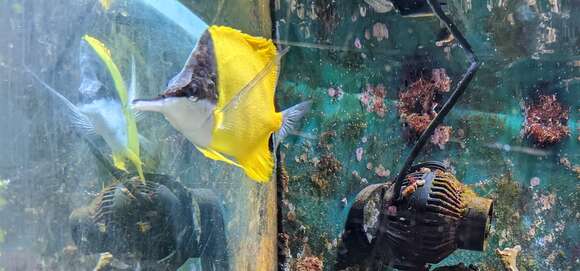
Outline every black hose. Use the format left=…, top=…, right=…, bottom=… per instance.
left=393, top=0, right=480, bottom=200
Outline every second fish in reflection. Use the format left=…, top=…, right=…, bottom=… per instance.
left=27, top=36, right=146, bottom=181
left=133, top=26, right=311, bottom=183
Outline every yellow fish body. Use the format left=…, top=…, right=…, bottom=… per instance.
left=133, top=26, right=310, bottom=182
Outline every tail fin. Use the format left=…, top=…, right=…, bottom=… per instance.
left=274, top=101, right=312, bottom=147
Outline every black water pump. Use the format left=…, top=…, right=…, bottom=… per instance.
left=337, top=162, right=493, bottom=270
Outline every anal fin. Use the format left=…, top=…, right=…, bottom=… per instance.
left=237, top=141, right=275, bottom=183
left=125, top=150, right=145, bottom=182
left=196, top=145, right=274, bottom=182
left=195, top=146, right=242, bottom=168
left=112, top=153, right=128, bottom=172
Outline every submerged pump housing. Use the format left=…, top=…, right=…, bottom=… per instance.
left=70, top=174, right=229, bottom=270
left=337, top=162, right=493, bottom=270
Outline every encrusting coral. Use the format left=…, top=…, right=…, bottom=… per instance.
left=523, top=95, right=569, bottom=145
left=398, top=69, right=452, bottom=141
left=496, top=245, right=522, bottom=271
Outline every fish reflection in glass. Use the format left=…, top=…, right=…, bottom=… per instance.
left=27, top=36, right=145, bottom=180
left=133, top=26, right=311, bottom=182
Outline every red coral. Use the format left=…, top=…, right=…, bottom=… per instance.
left=431, top=68, right=452, bottom=92
left=295, top=256, right=323, bottom=271
left=359, top=84, right=387, bottom=118
left=523, top=95, right=569, bottom=145
left=405, top=113, right=433, bottom=133
left=431, top=125, right=452, bottom=149
left=398, top=69, right=452, bottom=134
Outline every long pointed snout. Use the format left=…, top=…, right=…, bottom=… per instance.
left=131, top=98, right=165, bottom=113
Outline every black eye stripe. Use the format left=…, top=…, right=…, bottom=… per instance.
left=162, top=86, right=191, bottom=98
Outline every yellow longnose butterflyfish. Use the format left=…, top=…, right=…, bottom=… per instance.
left=132, top=25, right=311, bottom=182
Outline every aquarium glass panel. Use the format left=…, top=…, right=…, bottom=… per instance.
left=0, top=0, right=275, bottom=270
left=0, top=1, right=578, bottom=271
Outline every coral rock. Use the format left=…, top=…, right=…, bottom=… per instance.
left=398, top=69, right=452, bottom=135
left=523, top=95, right=569, bottom=145
left=431, top=125, right=452, bottom=149
left=372, top=22, right=389, bottom=41
left=496, top=245, right=521, bottom=271
left=295, top=256, right=324, bottom=271
left=364, top=0, right=394, bottom=13
left=359, top=84, right=387, bottom=118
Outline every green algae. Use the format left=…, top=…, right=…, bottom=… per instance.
left=322, top=112, right=368, bottom=144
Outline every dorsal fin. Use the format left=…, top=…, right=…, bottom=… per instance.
left=25, top=67, right=96, bottom=136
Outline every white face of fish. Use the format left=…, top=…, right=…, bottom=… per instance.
left=132, top=97, right=215, bottom=147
